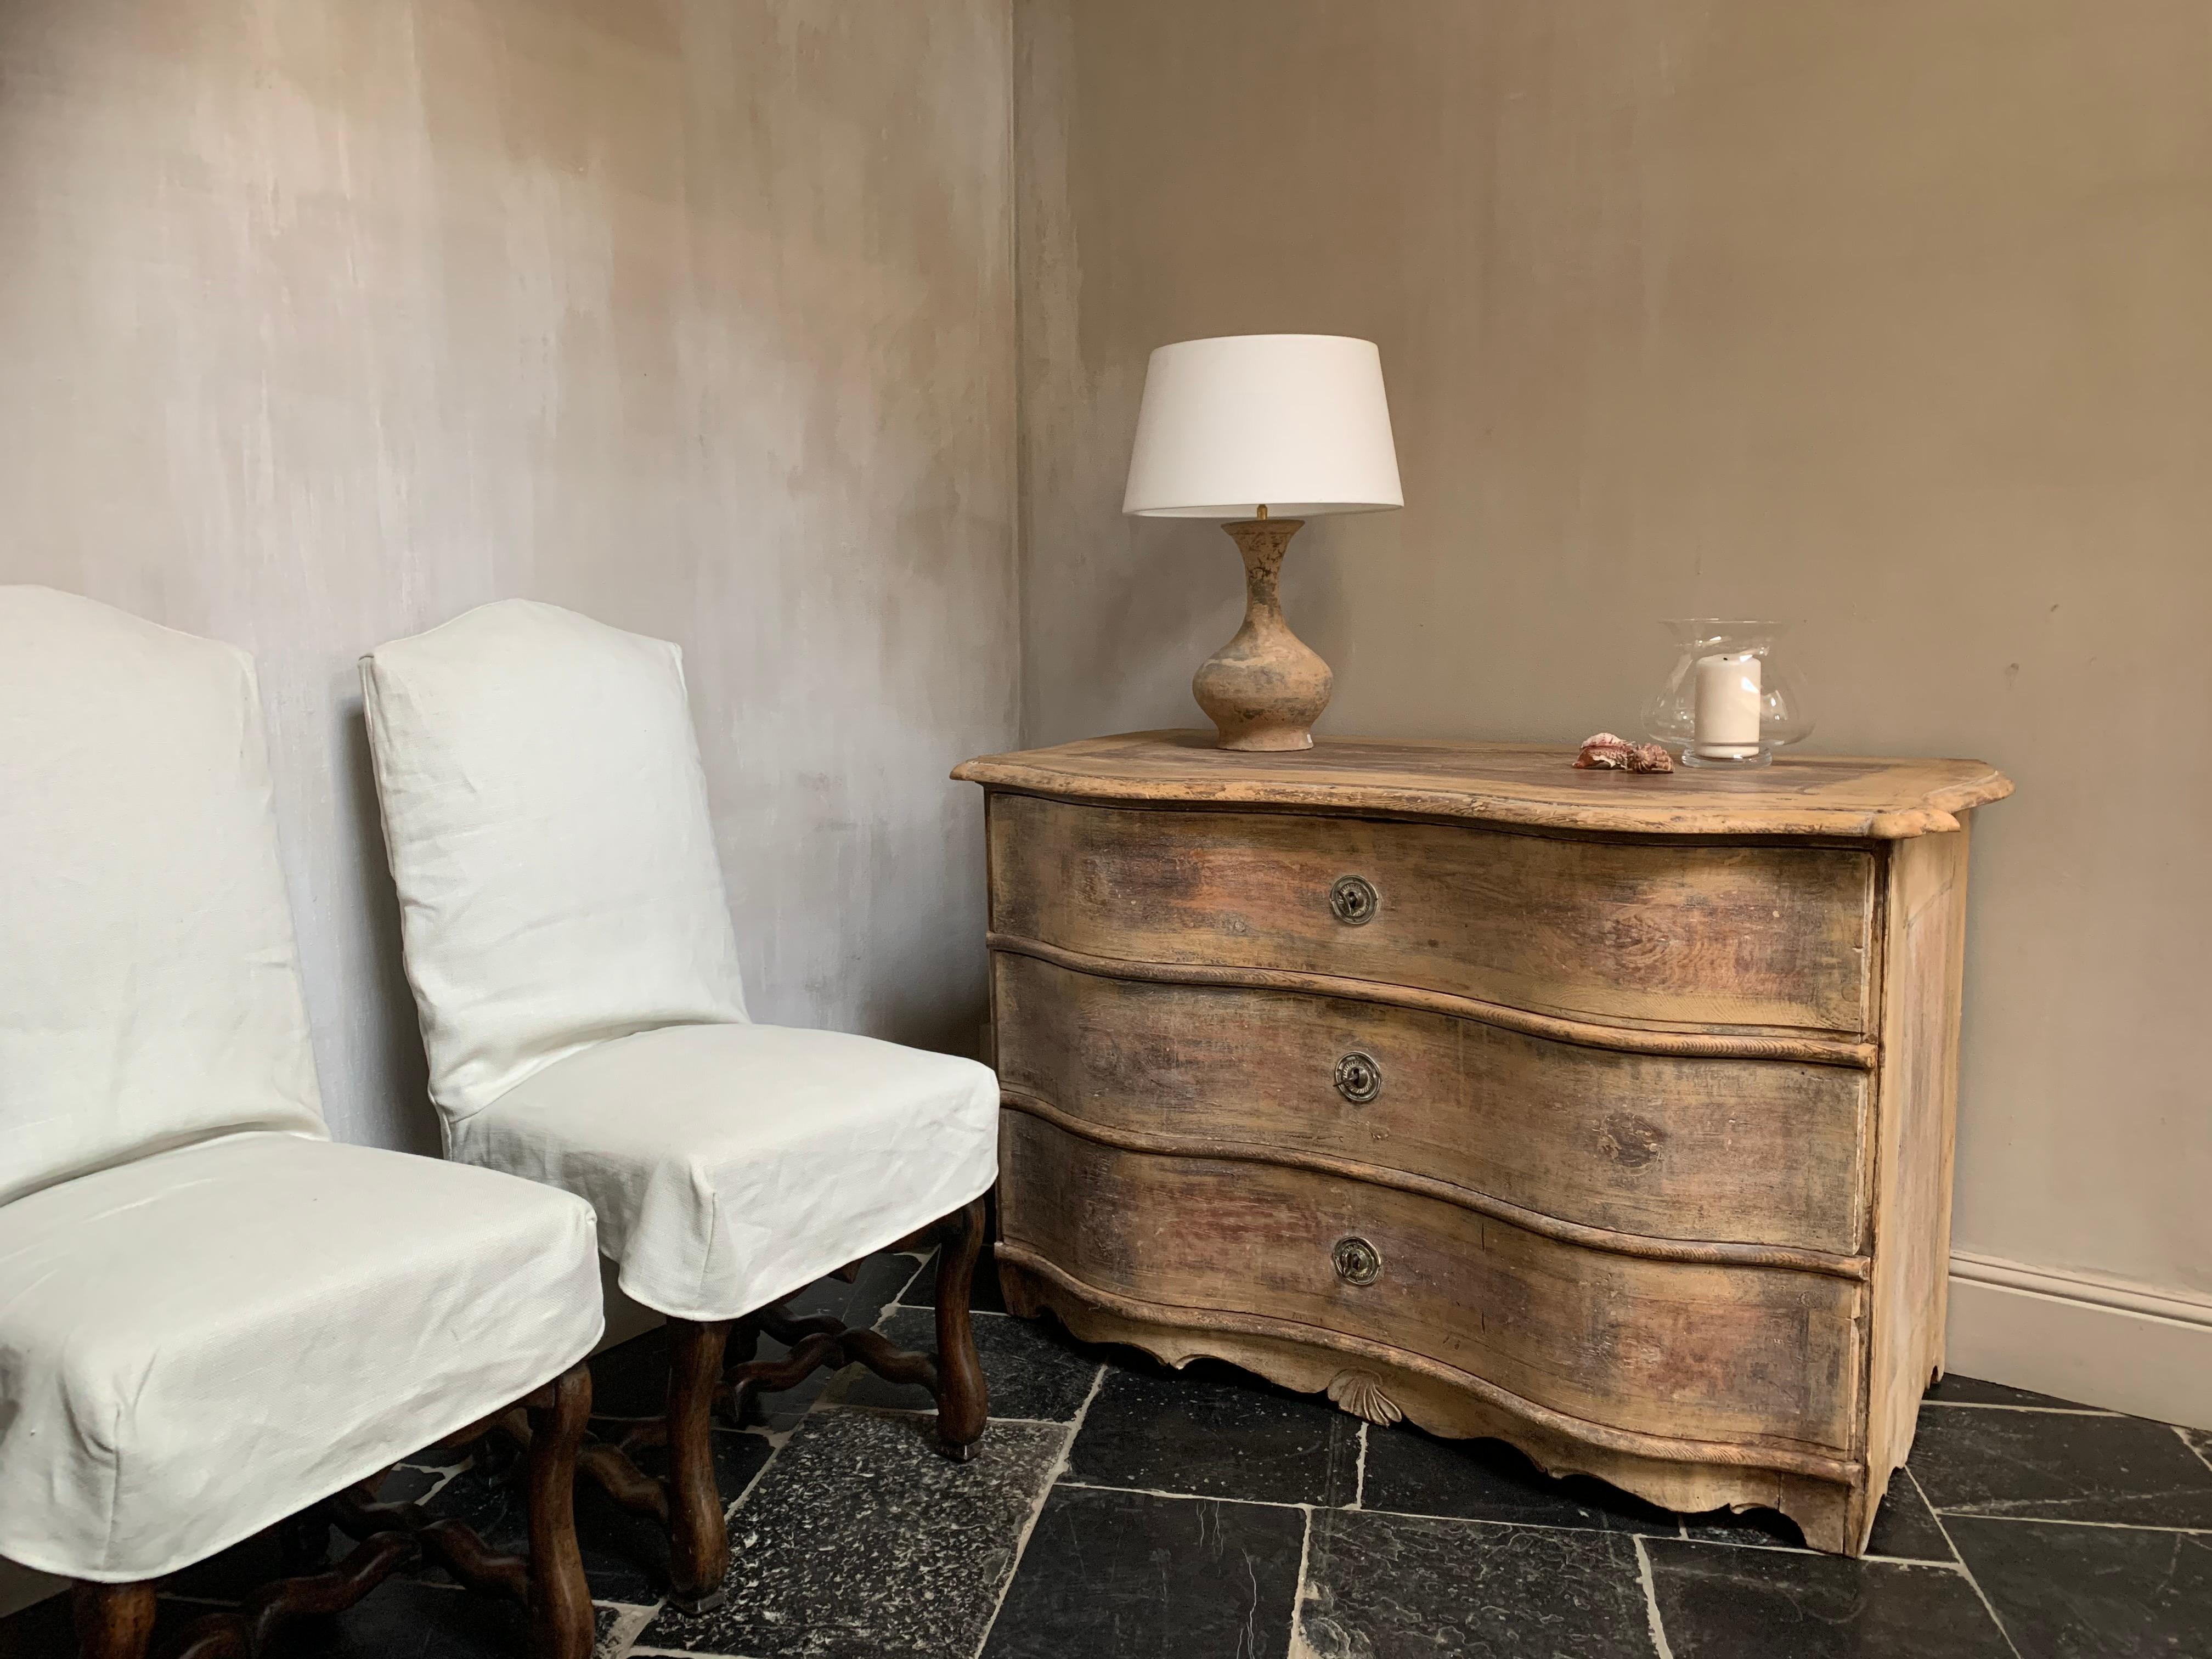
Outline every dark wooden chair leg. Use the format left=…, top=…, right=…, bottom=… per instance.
left=664, top=1317, right=732, bottom=1614
left=71, top=1581, right=159, bottom=1659
left=933, top=1197, right=990, bottom=1460
left=524, top=1361, right=596, bottom=1659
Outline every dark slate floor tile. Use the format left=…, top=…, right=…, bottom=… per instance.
left=1869, top=1470, right=1958, bottom=1562
left=1679, top=1476, right=1953, bottom=1560
left=421, top=1428, right=772, bottom=1605
left=643, top=1410, right=1064, bottom=1658
left=591, top=1253, right=924, bottom=1430
left=165, top=1465, right=456, bottom=1602
left=1065, top=1358, right=1361, bottom=1508
left=1925, top=1373, right=2108, bottom=1411
left=1679, top=1504, right=1804, bottom=1550
left=1909, top=1404, right=2212, bottom=1526
left=165, top=1519, right=332, bottom=1602
left=1359, top=1424, right=1678, bottom=1536
left=1948, top=1515, right=2212, bottom=1659
left=1644, top=1538, right=2011, bottom=1657
left=980, top=1485, right=1303, bottom=1659
left=5, top=1584, right=594, bottom=1659
left=588, top=1324, right=678, bottom=1420
left=0, top=1589, right=76, bottom=1658
left=263, top=1583, right=619, bottom=1659
left=784, top=1250, right=930, bottom=1329
left=1299, top=1509, right=1652, bottom=1658
left=821, top=1306, right=1102, bottom=1423
left=898, top=1243, right=1011, bottom=1313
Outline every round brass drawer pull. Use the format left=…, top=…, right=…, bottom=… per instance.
left=1333, top=1236, right=1382, bottom=1286
left=1329, top=874, right=1379, bottom=926
left=1334, top=1050, right=1383, bottom=1104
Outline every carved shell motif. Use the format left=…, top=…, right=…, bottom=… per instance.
left=1325, top=1368, right=1403, bottom=1426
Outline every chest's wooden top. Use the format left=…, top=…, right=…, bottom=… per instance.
left=955, top=730, right=2012, bottom=840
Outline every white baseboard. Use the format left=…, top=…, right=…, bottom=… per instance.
left=1946, top=1251, right=2212, bottom=1430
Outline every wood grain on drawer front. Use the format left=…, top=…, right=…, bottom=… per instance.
left=988, top=795, right=1876, bottom=1035
left=1001, top=1113, right=1863, bottom=1454
left=992, top=951, right=1868, bottom=1257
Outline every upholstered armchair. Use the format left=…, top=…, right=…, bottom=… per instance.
left=0, top=588, right=608, bottom=1659
left=359, top=600, right=999, bottom=1613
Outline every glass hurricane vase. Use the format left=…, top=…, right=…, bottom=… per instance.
left=1642, top=620, right=1814, bottom=769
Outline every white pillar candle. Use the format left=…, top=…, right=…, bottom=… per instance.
left=1693, top=651, right=1763, bottom=760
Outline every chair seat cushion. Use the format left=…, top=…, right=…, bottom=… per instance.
left=0, top=1133, right=602, bottom=1583
left=450, top=1024, right=999, bottom=1322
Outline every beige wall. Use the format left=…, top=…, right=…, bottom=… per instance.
left=1015, top=0, right=2212, bottom=1332
left=0, top=0, right=1018, bottom=1154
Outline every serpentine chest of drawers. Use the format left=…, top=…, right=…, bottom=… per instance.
left=953, top=731, right=2011, bottom=1555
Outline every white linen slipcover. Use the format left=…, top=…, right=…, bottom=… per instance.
left=0, top=586, right=604, bottom=1582
left=0, top=1133, right=601, bottom=1582
left=359, top=601, right=749, bottom=1132
left=360, top=601, right=999, bottom=1322
left=452, top=1023, right=998, bottom=1321
left=0, top=587, right=324, bottom=1209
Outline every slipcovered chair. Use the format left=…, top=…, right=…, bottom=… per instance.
left=0, top=588, right=606, bottom=1659
left=359, top=600, right=998, bottom=1613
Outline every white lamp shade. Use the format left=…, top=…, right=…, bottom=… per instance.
left=1122, top=334, right=1403, bottom=518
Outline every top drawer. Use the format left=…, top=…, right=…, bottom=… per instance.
left=988, top=794, right=1877, bottom=1035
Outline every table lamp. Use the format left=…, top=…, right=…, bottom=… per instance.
left=1122, top=334, right=1403, bottom=750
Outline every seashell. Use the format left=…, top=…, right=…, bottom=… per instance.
left=1325, top=1368, right=1404, bottom=1425
left=1577, top=733, right=1675, bottom=773
left=1573, top=732, right=1636, bottom=770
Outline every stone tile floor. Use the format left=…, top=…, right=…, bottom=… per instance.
left=8, top=1248, right=2209, bottom=1657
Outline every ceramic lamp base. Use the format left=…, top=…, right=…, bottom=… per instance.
left=1193, top=518, right=1333, bottom=751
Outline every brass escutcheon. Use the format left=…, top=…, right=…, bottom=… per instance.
left=1334, top=1050, right=1383, bottom=1104
left=1329, top=874, right=1379, bottom=926
left=1332, top=1236, right=1382, bottom=1286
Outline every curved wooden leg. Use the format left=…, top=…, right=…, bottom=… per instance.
left=524, top=1362, right=596, bottom=1659
left=933, top=1197, right=990, bottom=1461
left=665, top=1318, right=732, bottom=1614
left=71, top=1581, right=157, bottom=1659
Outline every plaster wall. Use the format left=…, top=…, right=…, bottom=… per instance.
left=0, top=0, right=1018, bottom=1158
left=1014, top=0, right=2212, bottom=1391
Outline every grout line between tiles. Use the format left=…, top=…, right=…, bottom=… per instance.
left=2177, top=1424, right=2212, bottom=1477
left=1054, top=1479, right=1312, bottom=1513
left=872, top=1250, right=932, bottom=1327
left=1927, top=1511, right=2212, bottom=1535
left=1922, top=1402, right=2118, bottom=1415
left=1633, top=1536, right=1676, bottom=1659
left=1911, top=1468, right=2026, bottom=1659
left=721, top=1421, right=798, bottom=1521
left=1040, top=1478, right=1949, bottom=1564
left=968, top=1361, right=1109, bottom=1659
left=806, top=1400, right=1080, bottom=1429
left=1351, top=1421, right=1367, bottom=1510
left=596, top=1601, right=659, bottom=1659
left=1285, top=1505, right=1318, bottom=1658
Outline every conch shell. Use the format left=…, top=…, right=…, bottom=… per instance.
left=1575, top=732, right=1674, bottom=773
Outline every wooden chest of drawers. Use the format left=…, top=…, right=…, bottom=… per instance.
left=954, top=731, right=2011, bottom=1555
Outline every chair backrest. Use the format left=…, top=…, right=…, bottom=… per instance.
left=0, top=587, right=326, bottom=1208
left=361, top=601, right=748, bottom=1137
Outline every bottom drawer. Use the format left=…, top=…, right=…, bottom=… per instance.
left=1001, top=1111, right=1862, bottom=1455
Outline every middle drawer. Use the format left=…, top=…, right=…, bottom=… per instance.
left=993, top=950, right=1869, bottom=1257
